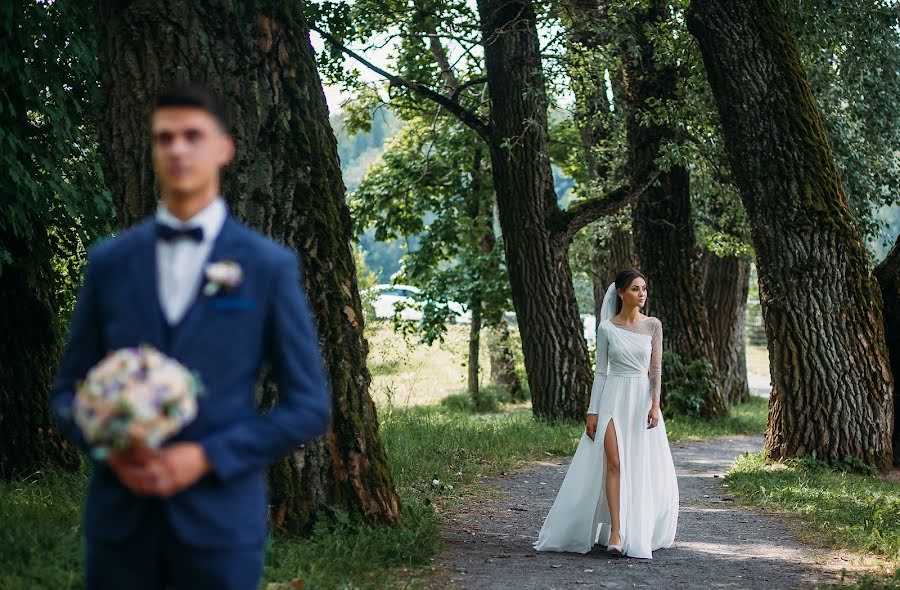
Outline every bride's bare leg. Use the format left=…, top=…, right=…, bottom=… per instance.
left=604, top=419, right=621, bottom=545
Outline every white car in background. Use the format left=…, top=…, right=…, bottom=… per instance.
left=364, top=284, right=471, bottom=324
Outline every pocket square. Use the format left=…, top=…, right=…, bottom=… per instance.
left=210, top=297, right=255, bottom=311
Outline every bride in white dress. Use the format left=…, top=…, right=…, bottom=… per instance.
left=533, top=269, right=678, bottom=559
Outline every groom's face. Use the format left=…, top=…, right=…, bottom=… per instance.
left=151, top=107, right=235, bottom=197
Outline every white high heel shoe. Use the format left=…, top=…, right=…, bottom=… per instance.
left=606, top=534, right=624, bottom=556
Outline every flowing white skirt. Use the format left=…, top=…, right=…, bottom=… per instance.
left=533, top=373, right=679, bottom=558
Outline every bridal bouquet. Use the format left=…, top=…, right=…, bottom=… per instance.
left=74, top=345, right=202, bottom=459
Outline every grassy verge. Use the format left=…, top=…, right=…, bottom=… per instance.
left=664, top=395, right=768, bottom=442
left=724, top=451, right=900, bottom=588
left=0, top=396, right=768, bottom=589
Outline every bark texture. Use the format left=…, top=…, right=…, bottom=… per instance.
left=621, top=0, right=725, bottom=416
left=95, top=0, right=401, bottom=529
left=873, top=236, right=899, bottom=464
left=702, top=251, right=752, bottom=405
left=688, top=0, right=894, bottom=467
left=488, top=317, right=524, bottom=400
left=476, top=0, right=593, bottom=421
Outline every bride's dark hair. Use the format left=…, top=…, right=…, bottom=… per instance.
left=613, top=268, right=647, bottom=314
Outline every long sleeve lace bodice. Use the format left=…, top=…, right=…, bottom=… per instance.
left=647, top=319, right=662, bottom=404
left=587, top=317, right=662, bottom=415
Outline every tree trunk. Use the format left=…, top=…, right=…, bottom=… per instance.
left=468, top=298, right=482, bottom=401
left=590, top=230, right=610, bottom=322
left=476, top=0, right=593, bottom=421
left=589, top=224, right=638, bottom=323
left=488, top=316, right=524, bottom=401
left=687, top=0, right=894, bottom=468
left=702, top=251, right=751, bottom=405
left=873, top=236, right=899, bottom=464
left=95, top=0, right=401, bottom=530
left=606, top=225, right=639, bottom=285
left=620, top=0, right=725, bottom=416
left=0, top=228, right=81, bottom=478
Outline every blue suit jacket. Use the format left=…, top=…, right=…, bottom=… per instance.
left=52, top=215, right=331, bottom=548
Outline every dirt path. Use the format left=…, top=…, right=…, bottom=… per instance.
left=429, top=435, right=858, bottom=589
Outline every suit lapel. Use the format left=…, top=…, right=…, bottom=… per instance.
left=130, top=220, right=165, bottom=349
left=170, top=216, right=245, bottom=351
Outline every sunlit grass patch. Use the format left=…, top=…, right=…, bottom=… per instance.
left=724, top=450, right=900, bottom=587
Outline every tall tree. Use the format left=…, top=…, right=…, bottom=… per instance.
left=0, top=0, right=111, bottom=478
left=687, top=0, right=894, bottom=467
left=617, top=0, right=725, bottom=416
left=474, top=0, right=589, bottom=420
left=95, top=0, right=401, bottom=530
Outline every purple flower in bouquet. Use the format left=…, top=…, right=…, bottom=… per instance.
left=74, top=345, right=203, bottom=459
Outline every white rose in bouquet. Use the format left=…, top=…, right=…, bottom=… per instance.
left=74, top=345, right=203, bottom=459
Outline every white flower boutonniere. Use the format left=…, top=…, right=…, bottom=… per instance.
left=203, top=260, right=243, bottom=297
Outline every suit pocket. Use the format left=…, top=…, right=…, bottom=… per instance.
left=210, top=297, right=255, bottom=311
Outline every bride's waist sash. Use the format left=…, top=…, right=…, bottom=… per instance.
left=604, top=370, right=647, bottom=378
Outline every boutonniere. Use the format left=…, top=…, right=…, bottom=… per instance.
left=203, top=260, right=243, bottom=297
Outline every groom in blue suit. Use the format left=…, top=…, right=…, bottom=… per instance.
left=52, top=84, right=331, bottom=589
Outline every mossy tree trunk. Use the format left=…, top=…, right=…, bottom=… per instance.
left=95, top=0, right=401, bottom=530
left=688, top=0, right=894, bottom=467
left=702, top=251, right=752, bottom=405
left=620, top=0, right=725, bottom=417
left=873, top=236, right=899, bottom=465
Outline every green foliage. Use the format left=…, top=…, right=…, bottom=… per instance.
left=660, top=350, right=721, bottom=418
left=0, top=0, right=113, bottom=328
left=840, top=569, right=900, bottom=590
left=725, top=451, right=900, bottom=566
left=331, top=108, right=403, bottom=192
left=785, top=0, right=900, bottom=245
left=351, top=117, right=511, bottom=344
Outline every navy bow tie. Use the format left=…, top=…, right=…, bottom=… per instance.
left=156, top=223, right=204, bottom=243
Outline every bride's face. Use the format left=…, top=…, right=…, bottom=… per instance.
left=618, top=278, right=648, bottom=309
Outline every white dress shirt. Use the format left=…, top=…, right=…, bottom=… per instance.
left=155, top=197, right=228, bottom=325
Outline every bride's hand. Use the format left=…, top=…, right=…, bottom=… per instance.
left=585, top=414, right=599, bottom=440
left=647, top=406, right=660, bottom=429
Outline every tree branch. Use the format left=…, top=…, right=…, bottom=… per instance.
left=450, top=76, right=488, bottom=103
left=552, top=172, right=661, bottom=244
left=311, top=24, right=492, bottom=142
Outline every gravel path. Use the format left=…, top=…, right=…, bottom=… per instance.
left=429, top=435, right=855, bottom=589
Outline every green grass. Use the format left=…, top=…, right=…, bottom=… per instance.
left=663, top=395, right=769, bottom=442
left=724, top=451, right=900, bottom=588
left=0, top=468, right=85, bottom=590
left=838, top=570, right=900, bottom=590
left=0, top=396, right=769, bottom=589
left=263, top=503, right=440, bottom=589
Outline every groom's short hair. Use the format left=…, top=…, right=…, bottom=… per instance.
left=153, top=83, right=230, bottom=131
